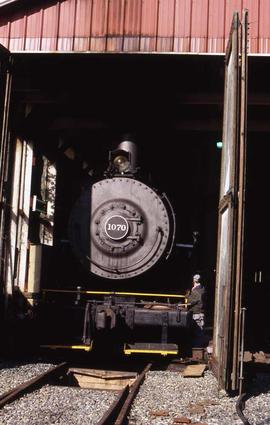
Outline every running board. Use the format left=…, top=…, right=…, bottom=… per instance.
left=40, top=343, right=93, bottom=352
left=124, top=343, right=178, bottom=356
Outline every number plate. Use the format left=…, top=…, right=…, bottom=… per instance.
left=104, top=215, right=129, bottom=240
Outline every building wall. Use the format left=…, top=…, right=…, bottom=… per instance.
left=0, top=0, right=268, bottom=54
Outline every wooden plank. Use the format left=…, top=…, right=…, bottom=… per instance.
left=69, top=368, right=137, bottom=379
left=182, top=364, right=206, bottom=377
left=69, top=368, right=137, bottom=390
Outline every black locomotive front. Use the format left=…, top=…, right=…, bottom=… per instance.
left=41, top=139, right=192, bottom=355
left=70, top=142, right=175, bottom=279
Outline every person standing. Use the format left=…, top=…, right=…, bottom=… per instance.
left=187, top=274, right=206, bottom=347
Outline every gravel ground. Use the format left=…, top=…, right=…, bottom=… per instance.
left=0, top=361, right=56, bottom=396
left=0, top=360, right=117, bottom=424
left=0, top=385, right=116, bottom=425
left=129, top=370, right=270, bottom=425
left=1, top=361, right=269, bottom=425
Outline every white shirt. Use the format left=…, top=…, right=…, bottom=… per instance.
left=192, top=282, right=201, bottom=290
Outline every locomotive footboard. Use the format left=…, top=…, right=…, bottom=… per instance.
left=40, top=289, right=192, bottom=355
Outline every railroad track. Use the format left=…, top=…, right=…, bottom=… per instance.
left=0, top=360, right=152, bottom=424
left=0, top=357, right=258, bottom=424
left=0, top=362, right=69, bottom=409
left=97, top=362, right=152, bottom=425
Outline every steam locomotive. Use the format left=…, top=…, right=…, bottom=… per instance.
left=40, top=139, right=192, bottom=355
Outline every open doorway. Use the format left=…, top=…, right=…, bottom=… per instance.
left=6, top=53, right=224, bottom=349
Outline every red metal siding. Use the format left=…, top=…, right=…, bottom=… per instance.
left=58, top=0, right=76, bottom=51
left=140, top=0, right=158, bottom=51
left=190, top=0, right=209, bottom=53
left=174, top=0, right=192, bottom=52
left=208, top=0, right=225, bottom=53
left=41, top=3, right=60, bottom=51
left=0, top=0, right=269, bottom=54
left=259, top=0, right=270, bottom=53
left=74, top=0, right=92, bottom=51
left=107, top=0, right=125, bottom=51
left=9, top=11, right=26, bottom=51
left=224, top=1, right=242, bottom=47
left=90, top=0, right=108, bottom=52
left=123, top=0, right=142, bottom=52
left=244, top=0, right=259, bottom=53
left=156, top=0, right=175, bottom=52
left=25, top=7, right=43, bottom=51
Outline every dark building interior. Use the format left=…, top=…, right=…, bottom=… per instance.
left=7, top=52, right=270, bottom=352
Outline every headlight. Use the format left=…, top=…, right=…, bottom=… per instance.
left=113, top=155, right=130, bottom=172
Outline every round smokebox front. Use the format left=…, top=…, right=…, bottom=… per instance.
left=90, top=178, right=170, bottom=279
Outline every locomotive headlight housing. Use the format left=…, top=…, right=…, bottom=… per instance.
left=106, top=139, right=137, bottom=177
left=113, top=154, right=130, bottom=172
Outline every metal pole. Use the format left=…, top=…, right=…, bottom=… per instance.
left=239, top=307, right=246, bottom=395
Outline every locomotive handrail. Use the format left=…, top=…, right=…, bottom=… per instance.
left=161, top=191, right=176, bottom=260
left=42, top=289, right=186, bottom=298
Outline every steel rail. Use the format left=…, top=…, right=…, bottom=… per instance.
left=0, top=362, right=68, bottom=409
left=97, top=362, right=152, bottom=425
left=96, top=385, right=130, bottom=425
left=115, top=362, right=152, bottom=425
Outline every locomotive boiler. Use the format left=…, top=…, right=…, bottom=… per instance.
left=41, top=139, right=192, bottom=356
left=69, top=140, right=175, bottom=280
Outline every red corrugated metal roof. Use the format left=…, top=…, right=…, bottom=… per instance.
left=140, top=0, right=158, bottom=51
left=74, top=0, right=92, bottom=51
left=123, top=0, right=141, bottom=51
left=0, top=0, right=269, bottom=54
left=208, top=0, right=225, bottom=53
